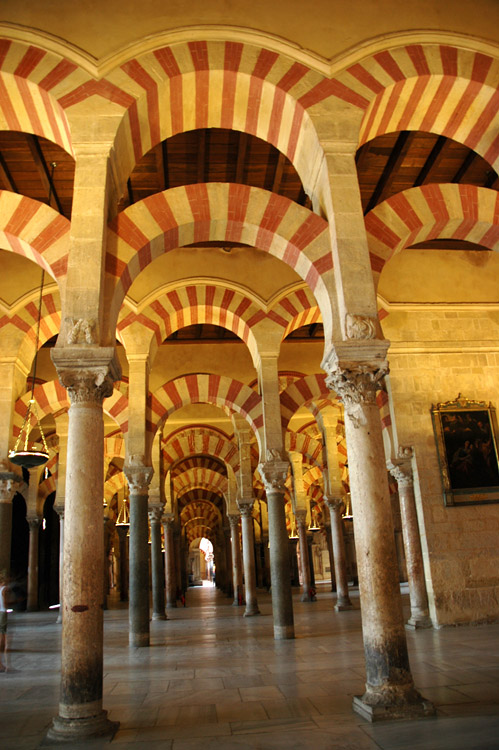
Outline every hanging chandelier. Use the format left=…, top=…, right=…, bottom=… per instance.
left=8, top=268, right=49, bottom=469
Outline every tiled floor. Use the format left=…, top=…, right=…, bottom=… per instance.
left=1, top=583, right=498, bottom=749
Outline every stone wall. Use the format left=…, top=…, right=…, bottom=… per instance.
left=384, top=307, right=499, bottom=627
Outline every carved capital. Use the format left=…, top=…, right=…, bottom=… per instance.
left=148, top=506, right=163, bottom=524
left=397, top=445, right=414, bottom=461
left=228, top=513, right=240, bottom=530
left=237, top=501, right=254, bottom=518
left=387, top=459, right=413, bottom=488
left=124, top=461, right=153, bottom=493
left=27, top=515, right=42, bottom=531
left=258, top=459, right=289, bottom=493
left=324, top=495, right=343, bottom=513
left=0, top=472, right=19, bottom=503
left=51, top=347, right=121, bottom=406
left=161, top=513, right=175, bottom=530
left=323, top=344, right=389, bottom=428
left=294, top=509, right=307, bottom=528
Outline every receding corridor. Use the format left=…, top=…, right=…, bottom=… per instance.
left=1, top=585, right=498, bottom=750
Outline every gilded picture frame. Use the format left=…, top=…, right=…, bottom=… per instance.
left=431, top=394, right=499, bottom=506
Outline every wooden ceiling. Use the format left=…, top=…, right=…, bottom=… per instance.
left=0, top=127, right=496, bottom=223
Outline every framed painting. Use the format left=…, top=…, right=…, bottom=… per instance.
left=431, top=394, right=499, bottom=506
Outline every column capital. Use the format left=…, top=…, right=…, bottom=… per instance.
left=322, top=341, right=389, bottom=428
left=54, top=504, right=65, bottom=520
left=0, top=471, right=19, bottom=503
left=27, top=515, right=42, bottom=530
left=294, top=509, right=307, bottom=528
left=387, top=459, right=413, bottom=488
left=161, top=513, right=175, bottom=527
left=148, top=506, right=163, bottom=523
left=324, top=495, right=344, bottom=512
left=258, top=456, right=289, bottom=493
left=228, top=513, right=240, bottom=528
left=237, top=501, right=254, bottom=518
left=51, top=347, right=121, bottom=405
left=124, top=462, right=153, bottom=493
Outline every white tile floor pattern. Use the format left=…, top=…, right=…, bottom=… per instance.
left=0, top=583, right=498, bottom=749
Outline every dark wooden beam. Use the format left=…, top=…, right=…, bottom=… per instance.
left=484, top=170, right=499, bottom=189
left=0, top=151, right=18, bottom=192
left=364, top=131, right=413, bottom=214
left=451, top=151, right=476, bottom=183
left=24, top=134, right=64, bottom=215
left=272, top=152, right=286, bottom=194
left=413, top=135, right=447, bottom=187
left=127, top=177, right=134, bottom=206
left=155, top=142, right=167, bottom=192
left=197, top=130, right=206, bottom=183
left=235, top=132, right=249, bottom=183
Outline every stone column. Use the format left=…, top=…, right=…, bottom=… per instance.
left=295, top=509, right=313, bottom=602
left=323, top=519, right=336, bottom=592
left=162, top=515, right=176, bottom=608
left=258, top=459, right=294, bottom=639
left=0, top=471, right=17, bottom=575
left=149, top=507, right=166, bottom=621
left=27, top=515, right=41, bottom=611
left=116, top=525, right=129, bottom=601
left=388, top=449, right=432, bottom=629
left=125, top=463, right=153, bottom=646
left=238, top=501, right=260, bottom=616
left=223, top=524, right=233, bottom=598
left=228, top=514, right=244, bottom=606
left=47, top=353, right=119, bottom=741
left=324, top=343, right=433, bottom=721
left=55, top=506, right=64, bottom=622
left=325, top=498, right=353, bottom=610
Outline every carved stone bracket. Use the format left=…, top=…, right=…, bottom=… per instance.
left=258, top=459, right=289, bottom=493
left=345, top=314, right=377, bottom=340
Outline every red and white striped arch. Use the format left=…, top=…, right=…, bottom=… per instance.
left=173, top=467, right=228, bottom=496
left=0, top=192, right=70, bottom=280
left=13, top=380, right=68, bottom=438
left=0, top=40, right=74, bottom=154
left=104, top=436, right=126, bottom=460
left=162, top=427, right=238, bottom=471
left=180, top=500, right=222, bottom=526
left=104, top=473, right=126, bottom=503
left=285, top=430, right=323, bottom=468
left=150, top=373, right=264, bottom=450
left=106, top=183, right=333, bottom=340
left=280, top=373, right=331, bottom=428
left=328, top=43, right=499, bottom=166
left=366, top=184, right=499, bottom=281
left=118, top=283, right=262, bottom=364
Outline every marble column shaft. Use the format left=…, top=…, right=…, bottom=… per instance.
left=55, top=507, right=64, bottom=622
left=162, top=516, right=176, bottom=608
left=389, top=451, right=431, bottom=629
left=238, top=501, right=260, bottom=616
left=116, top=525, right=129, bottom=601
left=48, top=355, right=119, bottom=741
left=0, top=474, right=17, bottom=575
left=27, top=516, right=41, bottom=611
left=326, top=498, right=353, bottom=610
left=126, top=465, right=153, bottom=647
left=259, top=460, right=294, bottom=639
left=295, top=510, right=313, bottom=602
left=149, top=507, right=166, bottom=621
left=228, top=514, right=244, bottom=606
left=325, top=345, right=433, bottom=720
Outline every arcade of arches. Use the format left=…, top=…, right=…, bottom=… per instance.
left=0, top=0, right=499, bottom=742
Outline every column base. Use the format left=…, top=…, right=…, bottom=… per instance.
left=129, top=633, right=150, bottom=647
left=405, top=615, right=432, bottom=630
left=244, top=607, right=260, bottom=617
left=352, top=693, right=435, bottom=723
left=273, top=624, right=295, bottom=640
left=300, top=593, right=316, bottom=602
left=45, top=711, right=119, bottom=743
left=152, top=613, right=167, bottom=621
left=232, top=600, right=245, bottom=606
left=334, top=600, right=354, bottom=611
left=166, top=602, right=177, bottom=609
